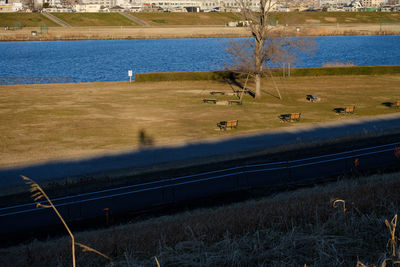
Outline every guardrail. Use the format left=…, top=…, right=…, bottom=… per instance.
left=0, top=77, right=73, bottom=85
left=1, top=141, right=399, bottom=235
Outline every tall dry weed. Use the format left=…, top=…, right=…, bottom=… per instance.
left=21, top=175, right=113, bottom=267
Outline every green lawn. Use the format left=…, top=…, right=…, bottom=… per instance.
left=272, top=11, right=400, bottom=25
left=50, top=13, right=138, bottom=26
left=132, top=12, right=239, bottom=25
left=1, top=12, right=399, bottom=27
left=0, top=13, right=59, bottom=27
left=132, top=12, right=400, bottom=26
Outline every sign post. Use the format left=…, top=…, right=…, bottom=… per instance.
left=128, top=70, right=133, bottom=83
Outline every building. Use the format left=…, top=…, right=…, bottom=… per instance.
left=0, top=4, right=13, bottom=11
left=362, top=0, right=385, bottom=7
left=388, top=0, right=400, bottom=5
left=74, top=3, right=102, bottom=11
left=80, top=0, right=116, bottom=8
left=0, top=0, right=24, bottom=11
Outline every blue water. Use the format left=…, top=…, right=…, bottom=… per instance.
left=0, top=35, right=399, bottom=83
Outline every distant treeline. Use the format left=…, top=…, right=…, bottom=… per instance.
left=135, top=65, right=400, bottom=82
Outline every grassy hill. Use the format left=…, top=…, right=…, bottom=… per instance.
left=2, top=12, right=399, bottom=28
left=132, top=12, right=400, bottom=26
left=0, top=13, right=59, bottom=27
left=50, top=13, right=138, bottom=26
left=132, top=12, right=239, bottom=25
left=272, top=11, right=400, bottom=25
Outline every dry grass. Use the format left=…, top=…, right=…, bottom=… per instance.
left=0, top=26, right=251, bottom=41
left=1, top=75, right=400, bottom=168
left=2, top=171, right=400, bottom=266
left=21, top=175, right=113, bottom=267
left=1, top=24, right=400, bottom=41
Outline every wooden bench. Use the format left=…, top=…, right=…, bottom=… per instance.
left=228, top=100, right=242, bottom=105
left=210, top=91, right=225, bottom=95
left=306, top=94, right=320, bottom=102
left=279, top=113, right=301, bottom=122
left=234, top=89, right=248, bottom=94
left=203, top=98, right=217, bottom=104
left=217, top=120, right=238, bottom=130
left=339, top=105, right=355, bottom=114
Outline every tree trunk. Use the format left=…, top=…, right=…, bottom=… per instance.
left=254, top=39, right=263, bottom=99
left=255, top=73, right=261, bottom=99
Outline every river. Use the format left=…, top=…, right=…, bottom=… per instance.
left=0, top=35, right=399, bottom=83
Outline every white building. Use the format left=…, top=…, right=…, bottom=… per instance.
left=0, top=4, right=13, bottom=12
left=74, top=4, right=103, bottom=11
left=361, top=0, right=385, bottom=7
left=220, top=0, right=264, bottom=11
left=142, top=0, right=201, bottom=11
left=388, top=0, right=400, bottom=5
left=80, top=0, right=116, bottom=8
left=44, top=0, right=62, bottom=7
left=43, top=7, right=74, bottom=11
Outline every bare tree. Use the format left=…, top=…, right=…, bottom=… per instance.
left=226, top=0, right=315, bottom=99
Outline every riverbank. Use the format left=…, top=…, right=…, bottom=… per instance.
left=1, top=23, right=400, bottom=41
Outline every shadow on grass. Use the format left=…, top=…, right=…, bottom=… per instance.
left=333, top=107, right=345, bottom=114
left=382, top=102, right=394, bottom=107
left=222, top=72, right=256, bottom=99
left=2, top=113, right=400, bottom=194
left=261, top=89, right=280, bottom=99
left=2, top=113, right=400, bottom=243
left=139, top=129, right=154, bottom=148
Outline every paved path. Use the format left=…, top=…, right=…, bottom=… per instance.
left=119, top=12, right=149, bottom=26
left=41, top=12, right=71, bottom=27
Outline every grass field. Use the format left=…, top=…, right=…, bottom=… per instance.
left=50, top=13, right=138, bottom=26
left=1, top=74, right=400, bottom=168
left=1, top=12, right=400, bottom=29
left=131, top=12, right=400, bottom=26
left=132, top=12, right=239, bottom=25
left=272, top=11, right=400, bottom=25
left=0, top=13, right=59, bottom=27
left=2, top=170, right=400, bottom=266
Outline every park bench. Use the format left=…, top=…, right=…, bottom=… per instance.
left=210, top=91, right=225, bottom=95
left=228, top=100, right=242, bottom=105
left=337, top=105, right=355, bottom=114
left=279, top=112, right=301, bottom=122
left=217, top=120, right=238, bottom=130
left=306, top=94, right=320, bottom=102
left=234, top=89, right=248, bottom=94
left=203, top=98, right=217, bottom=104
